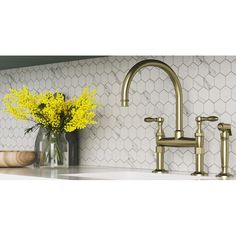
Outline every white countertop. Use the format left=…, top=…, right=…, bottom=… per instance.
left=0, top=165, right=233, bottom=180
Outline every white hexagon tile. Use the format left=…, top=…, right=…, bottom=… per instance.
left=0, top=56, right=236, bottom=174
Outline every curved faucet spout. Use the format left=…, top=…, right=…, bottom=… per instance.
left=120, top=59, right=184, bottom=139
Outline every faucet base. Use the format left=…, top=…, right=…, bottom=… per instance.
left=152, top=169, right=168, bottom=174
left=191, top=171, right=208, bottom=176
left=216, top=172, right=234, bottom=178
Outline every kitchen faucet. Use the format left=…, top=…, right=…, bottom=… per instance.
left=120, top=59, right=218, bottom=176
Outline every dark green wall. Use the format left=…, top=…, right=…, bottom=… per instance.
left=0, top=56, right=102, bottom=70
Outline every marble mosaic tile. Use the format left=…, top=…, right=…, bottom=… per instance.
left=0, top=56, right=236, bottom=174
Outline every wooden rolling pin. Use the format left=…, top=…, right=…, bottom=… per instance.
left=0, top=151, right=36, bottom=167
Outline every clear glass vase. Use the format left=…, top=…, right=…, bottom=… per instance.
left=34, top=128, right=69, bottom=168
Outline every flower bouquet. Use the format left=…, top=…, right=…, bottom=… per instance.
left=3, top=86, right=97, bottom=168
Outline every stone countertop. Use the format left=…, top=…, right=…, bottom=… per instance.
left=0, top=166, right=160, bottom=180
left=0, top=165, right=232, bottom=180
left=0, top=166, right=103, bottom=180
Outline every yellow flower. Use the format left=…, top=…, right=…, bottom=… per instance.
left=64, top=87, right=97, bottom=132
left=3, top=86, right=38, bottom=120
left=3, top=86, right=97, bottom=133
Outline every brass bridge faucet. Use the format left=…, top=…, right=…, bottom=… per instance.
left=120, top=59, right=218, bottom=176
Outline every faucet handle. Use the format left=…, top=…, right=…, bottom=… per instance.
left=144, top=117, right=164, bottom=128
left=145, top=117, right=165, bottom=139
left=196, top=116, right=219, bottom=123
left=195, top=116, right=218, bottom=137
left=218, top=123, right=232, bottom=136
left=144, top=117, right=164, bottom=123
left=144, top=117, right=164, bottom=133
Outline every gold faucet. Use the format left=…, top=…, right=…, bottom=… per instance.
left=121, top=59, right=218, bottom=176
left=216, top=123, right=234, bottom=178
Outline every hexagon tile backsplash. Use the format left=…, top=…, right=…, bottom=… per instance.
left=1, top=56, right=236, bottom=174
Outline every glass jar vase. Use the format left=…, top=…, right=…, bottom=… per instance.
left=34, top=128, right=69, bottom=168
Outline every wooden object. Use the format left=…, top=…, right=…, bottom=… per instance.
left=0, top=151, right=36, bottom=167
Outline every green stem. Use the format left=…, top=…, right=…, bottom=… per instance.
left=41, top=140, right=50, bottom=163
left=55, top=135, right=63, bottom=164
